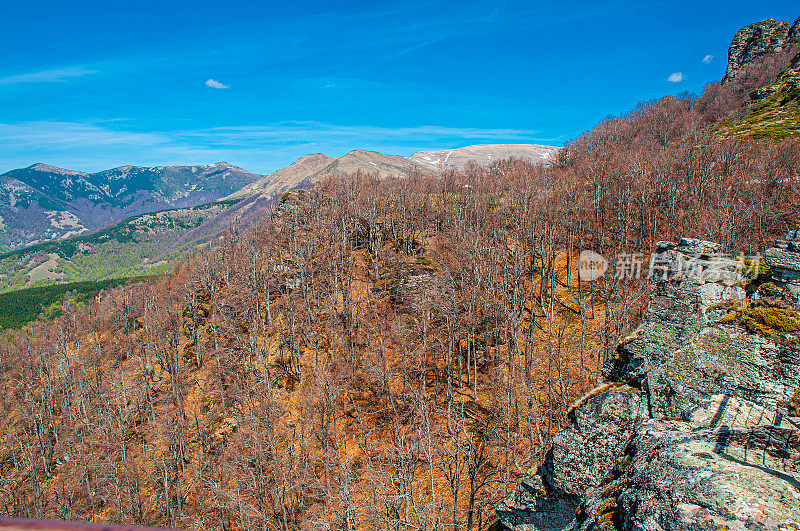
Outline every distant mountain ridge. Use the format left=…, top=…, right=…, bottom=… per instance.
left=228, top=143, right=559, bottom=203
left=0, top=144, right=559, bottom=291
left=409, top=143, right=555, bottom=171
left=0, top=162, right=264, bottom=251
left=0, top=144, right=557, bottom=253
left=215, top=144, right=560, bottom=239
left=227, top=151, right=433, bottom=201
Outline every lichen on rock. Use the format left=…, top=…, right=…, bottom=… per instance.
left=495, top=238, right=800, bottom=531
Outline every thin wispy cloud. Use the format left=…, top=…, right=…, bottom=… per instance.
left=205, top=79, right=230, bottom=89
left=703, top=54, right=714, bottom=64
left=0, top=67, right=97, bottom=85
left=668, top=72, right=683, bottom=83
left=0, top=120, right=228, bottom=173
left=0, top=120, right=554, bottom=174
left=193, top=122, right=545, bottom=145
left=349, top=35, right=449, bottom=75
left=134, top=4, right=597, bottom=81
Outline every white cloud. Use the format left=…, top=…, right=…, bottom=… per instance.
left=703, top=54, right=713, bottom=64
left=205, top=78, right=230, bottom=89
left=0, top=67, right=98, bottom=86
left=668, top=72, right=684, bottom=83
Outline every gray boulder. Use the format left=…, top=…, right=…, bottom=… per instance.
left=766, top=226, right=800, bottom=302
left=543, top=385, right=645, bottom=498
left=494, top=475, right=579, bottom=531
left=606, top=239, right=745, bottom=383
left=495, top=386, right=644, bottom=531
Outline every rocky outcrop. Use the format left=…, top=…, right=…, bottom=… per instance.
left=496, top=238, right=800, bottom=530
left=766, top=227, right=800, bottom=301
left=750, top=66, right=800, bottom=99
left=790, top=16, right=800, bottom=43
left=724, top=18, right=792, bottom=81
left=495, top=475, right=580, bottom=531
left=576, top=412, right=799, bottom=530
left=543, top=385, right=645, bottom=498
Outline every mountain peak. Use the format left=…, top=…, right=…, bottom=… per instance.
left=292, top=153, right=335, bottom=165
left=409, top=144, right=559, bottom=171
left=0, top=162, right=264, bottom=250
left=225, top=144, right=560, bottom=202
left=791, top=15, right=800, bottom=42
left=26, top=163, right=87, bottom=176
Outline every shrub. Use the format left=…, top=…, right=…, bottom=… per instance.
left=758, top=282, right=781, bottom=297
left=717, top=304, right=800, bottom=337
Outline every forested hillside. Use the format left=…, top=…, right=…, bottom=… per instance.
left=0, top=145, right=555, bottom=314
left=0, top=200, right=239, bottom=295
left=1, top=79, right=798, bottom=528
left=2, top=13, right=800, bottom=530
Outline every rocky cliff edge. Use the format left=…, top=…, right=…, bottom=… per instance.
left=496, top=236, right=800, bottom=530
left=725, top=16, right=800, bottom=81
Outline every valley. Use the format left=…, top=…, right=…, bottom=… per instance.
left=0, top=199, right=238, bottom=293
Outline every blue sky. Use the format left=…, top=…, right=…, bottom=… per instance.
left=0, top=0, right=797, bottom=174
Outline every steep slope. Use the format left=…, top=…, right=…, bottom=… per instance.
left=228, top=153, right=336, bottom=200
left=2, top=164, right=99, bottom=203
left=90, top=162, right=256, bottom=207
left=0, top=145, right=558, bottom=292
left=218, top=145, right=557, bottom=244
left=716, top=63, right=800, bottom=139
left=409, top=143, right=557, bottom=170
left=215, top=151, right=440, bottom=245
left=0, top=175, right=77, bottom=250
left=325, top=149, right=439, bottom=176
left=227, top=150, right=439, bottom=203
left=702, top=14, right=800, bottom=140
left=0, top=162, right=263, bottom=251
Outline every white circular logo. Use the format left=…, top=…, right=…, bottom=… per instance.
left=579, top=250, right=608, bottom=281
